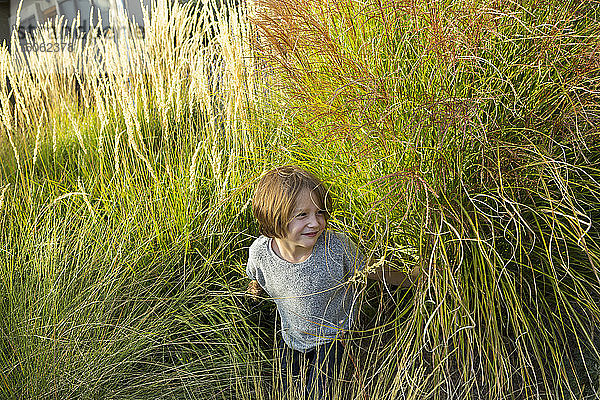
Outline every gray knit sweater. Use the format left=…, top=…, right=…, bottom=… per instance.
left=246, top=230, right=365, bottom=352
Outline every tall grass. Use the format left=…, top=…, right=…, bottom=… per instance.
left=0, top=0, right=599, bottom=398
left=0, top=0, right=271, bottom=398
left=251, top=0, right=600, bottom=398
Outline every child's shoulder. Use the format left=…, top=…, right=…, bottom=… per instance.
left=249, top=235, right=270, bottom=255
left=248, top=235, right=269, bottom=260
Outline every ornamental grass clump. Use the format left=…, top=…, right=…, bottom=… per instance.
left=251, top=0, right=600, bottom=398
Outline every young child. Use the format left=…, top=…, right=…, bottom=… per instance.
left=246, top=165, right=418, bottom=399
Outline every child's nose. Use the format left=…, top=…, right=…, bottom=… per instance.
left=308, top=213, right=322, bottom=227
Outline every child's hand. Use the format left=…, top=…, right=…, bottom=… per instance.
left=246, top=280, right=265, bottom=299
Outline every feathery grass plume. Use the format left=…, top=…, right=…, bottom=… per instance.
left=219, top=3, right=252, bottom=139
left=33, top=123, right=41, bottom=165
left=52, top=118, right=57, bottom=155
left=0, top=183, right=9, bottom=212
left=114, top=128, right=122, bottom=174
left=0, top=47, right=18, bottom=173
left=115, top=58, right=158, bottom=181
left=98, top=121, right=105, bottom=157
left=64, top=102, right=88, bottom=155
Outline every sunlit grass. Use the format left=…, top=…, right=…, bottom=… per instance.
left=1, top=0, right=599, bottom=398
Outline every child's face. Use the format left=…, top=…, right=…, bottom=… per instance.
left=283, top=188, right=326, bottom=250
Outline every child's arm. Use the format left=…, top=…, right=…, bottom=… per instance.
left=367, top=265, right=421, bottom=287
left=365, top=255, right=424, bottom=287
left=343, top=233, right=423, bottom=287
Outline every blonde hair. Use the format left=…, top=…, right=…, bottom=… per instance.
left=252, top=166, right=332, bottom=238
